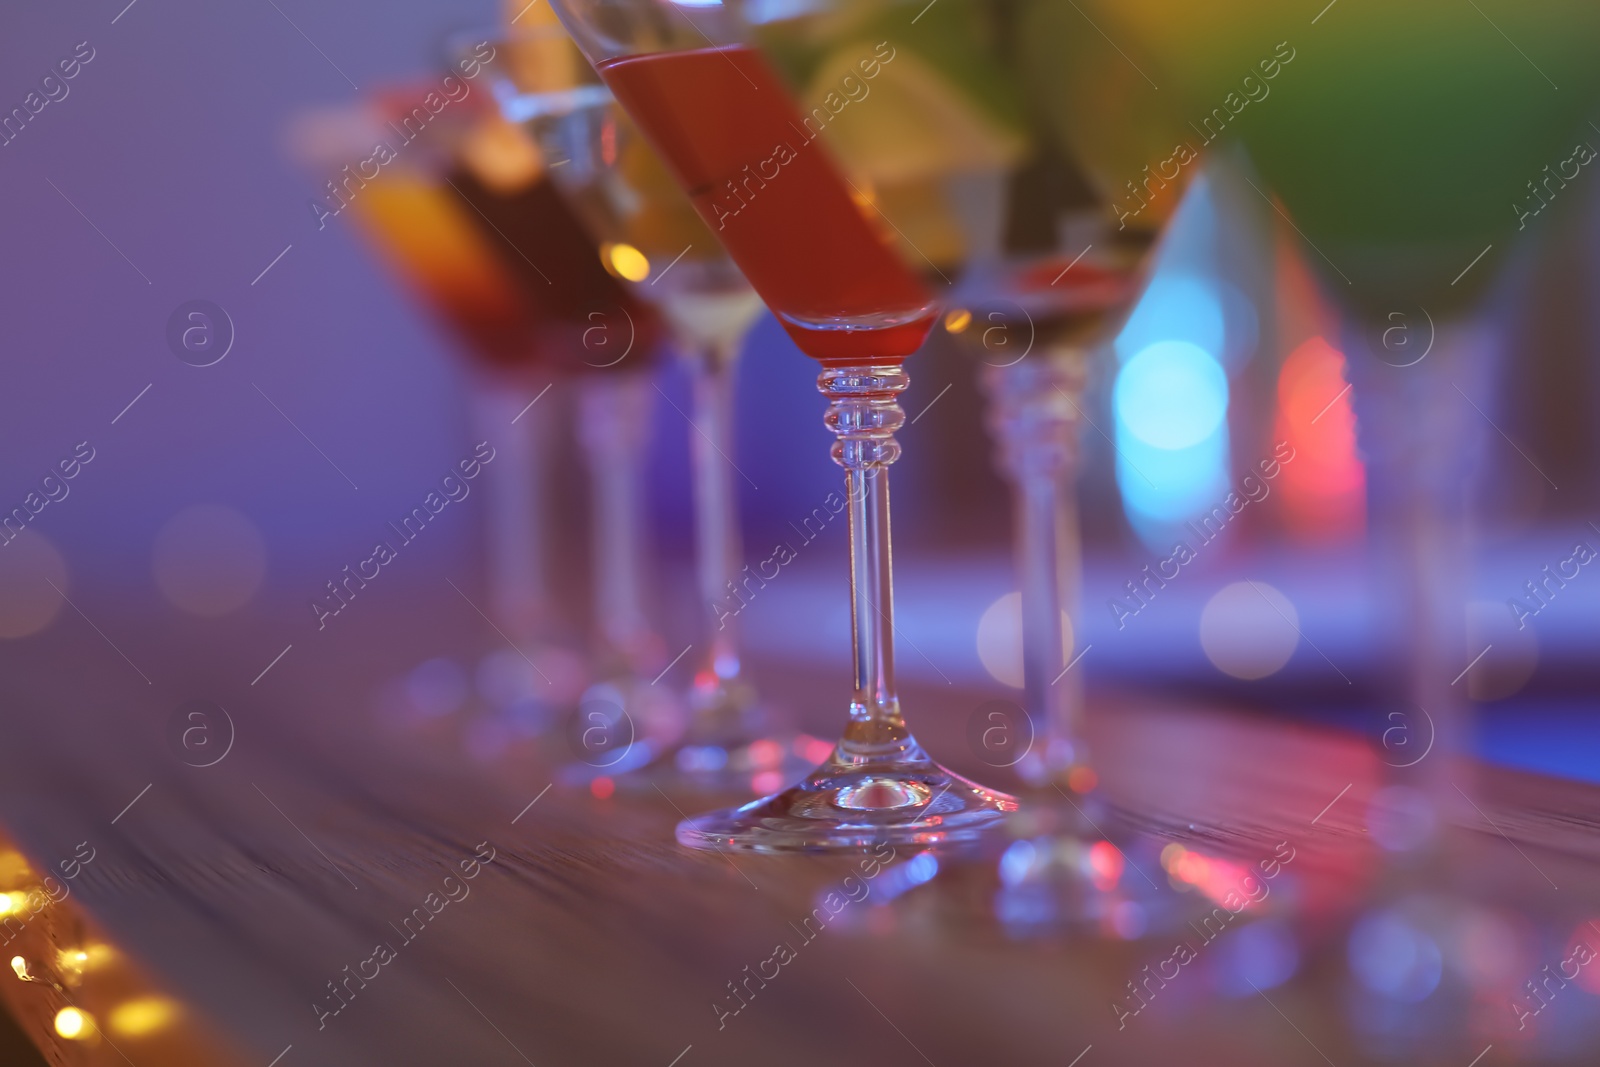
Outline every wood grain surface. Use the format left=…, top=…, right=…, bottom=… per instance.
left=1, top=602, right=1596, bottom=1067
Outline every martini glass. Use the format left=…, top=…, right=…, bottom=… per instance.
left=442, top=116, right=686, bottom=767
left=963, top=256, right=1139, bottom=759
left=548, top=0, right=1019, bottom=851
left=1058, top=0, right=1600, bottom=847
left=1046, top=2, right=1600, bottom=1032
left=290, top=92, right=675, bottom=749
left=290, top=94, right=575, bottom=721
left=470, top=22, right=819, bottom=792
left=931, top=2, right=1204, bottom=929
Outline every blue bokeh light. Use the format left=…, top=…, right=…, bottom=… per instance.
left=1214, top=919, right=1300, bottom=997
left=1348, top=910, right=1444, bottom=1003
left=1116, top=423, right=1231, bottom=530
left=1114, top=340, right=1230, bottom=451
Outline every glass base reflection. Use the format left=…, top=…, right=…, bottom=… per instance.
left=675, top=736, right=1018, bottom=853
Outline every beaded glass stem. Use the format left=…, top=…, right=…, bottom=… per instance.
left=675, top=363, right=1017, bottom=852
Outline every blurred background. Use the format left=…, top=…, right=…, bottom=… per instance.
left=3, top=0, right=1599, bottom=778
left=4, top=2, right=1600, bottom=1065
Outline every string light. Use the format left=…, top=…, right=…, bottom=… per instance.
left=54, top=1007, right=91, bottom=1040
left=601, top=243, right=650, bottom=283
left=109, top=997, right=178, bottom=1037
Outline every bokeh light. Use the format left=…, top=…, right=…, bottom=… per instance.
left=1348, top=909, right=1443, bottom=1003
left=1214, top=919, right=1299, bottom=997
left=1117, top=423, right=1231, bottom=533
left=0, top=529, right=69, bottom=639
left=1273, top=336, right=1364, bottom=538
left=1112, top=267, right=1232, bottom=543
left=975, top=591, right=1073, bottom=690
left=1199, top=581, right=1300, bottom=680
left=1087, top=840, right=1123, bottom=891
left=602, top=242, right=650, bottom=282
left=998, top=839, right=1035, bottom=888
left=1114, top=341, right=1230, bottom=451
left=109, top=997, right=178, bottom=1037
left=54, top=1007, right=90, bottom=1040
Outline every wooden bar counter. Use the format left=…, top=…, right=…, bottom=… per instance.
left=1, top=602, right=1596, bottom=1067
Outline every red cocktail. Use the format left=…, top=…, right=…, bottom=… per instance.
left=600, top=46, right=937, bottom=364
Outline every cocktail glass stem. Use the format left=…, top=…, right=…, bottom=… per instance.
left=983, top=349, right=1091, bottom=785
left=577, top=372, right=659, bottom=673
left=673, top=362, right=1017, bottom=852
left=685, top=342, right=747, bottom=707
left=827, top=365, right=910, bottom=757
left=471, top=376, right=557, bottom=647
left=1347, top=320, right=1492, bottom=839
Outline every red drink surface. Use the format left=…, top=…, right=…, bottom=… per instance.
left=598, top=46, right=935, bottom=364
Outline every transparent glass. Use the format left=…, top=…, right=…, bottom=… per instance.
left=473, top=24, right=818, bottom=792
left=1059, top=0, right=1545, bottom=868
left=288, top=88, right=669, bottom=742
left=948, top=243, right=1143, bottom=791
left=677, top=365, right=1016, bottom=849
left=543, top=0, right=1018, bottom=849
left=1345, top=319, right=1494, bottom=847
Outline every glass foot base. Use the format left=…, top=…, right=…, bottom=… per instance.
left=993, top=796, right=1188, bottom=940
left=676, top=744, right=1018, bottom=853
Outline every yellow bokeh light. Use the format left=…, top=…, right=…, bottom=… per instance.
left=54, top=1007, right=90, bottom=1040
left=602, top=242, right=650, bottom=283
left=80, top=943, right=116, bottom=971
left=0, top=890, right=30, bottom=917
left=109, top=997, right=178, bottom=1037
left=943, top=308, right=972, bottom=334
